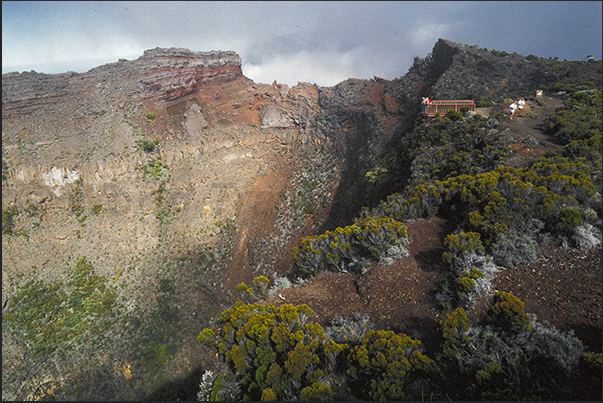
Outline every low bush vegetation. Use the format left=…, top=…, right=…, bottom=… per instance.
left=197, top=302, right=347, bottom=400
left=138, top=156, right=170, bottom=182
left=2, top=205, right=19, bottom=235
left=136, top=138, right=159, bottom=153
left=346, top=330, right=437, bottom=400
left=291, top=216, right=409, bottom=278
left=197, top=288, right=597, bottom=400
left=3, top=258, right=118, bottom=359
left=198, top=301, right=437, bottom=401
left=438, top=292, right=586, bottom=400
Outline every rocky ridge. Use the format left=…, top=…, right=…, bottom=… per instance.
left=2, top=46, right=346, bottom=400
left=2, top=40, right=601, bottom=400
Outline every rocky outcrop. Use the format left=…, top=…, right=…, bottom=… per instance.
left=3, top=39, right=601, bottom=402
left=2, top=47, right=244, bottom=115
left=259, top=104, right=299, bottom=128
left=1, top=70, right=85, bottom=116
left=132, top=48, right=243, bottom=100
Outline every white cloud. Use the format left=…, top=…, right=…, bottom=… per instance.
left=243, top=48, right=379, bottom=87
left=410, top=23, right=452, bottom=49
left=2, top=1, right=601, bottom=80
left=2, top=34, right=144, bottom=74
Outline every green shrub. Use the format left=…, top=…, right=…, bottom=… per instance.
left=196, top=370, right=216, bottom=401
left=442, top=232, right=484, bottom=270
left=2, top=160, right=8, bottom=181
left=557, top=207, right=583, bottom=232
left=324, top=313, right=372, bottom=344
left=354, top=216, right=409, bottom=260
left=198, top=302, right=346, bottom=401
left=367, top=153, right=598, bottom=250
left=525, top=317, right=583, bottom=374
left=439, top=231, right=499, bottom=309
left=439, top=307, right=472, bottom=361
left=152, top=186, right=173, bottom=225
left=445, top=110, right=463, bottom=120
left=3, top=257, right=117, bottom=359
left=491, top=229, right=538, bottom=268
left=136, top=139, right=159, bottom=153
left=486, top=291, right=531, bottom=333
left=236, top=275, right=271, bottom=302
left=91, top=204, right=104, bottom=215
left=476, top=100, right=494, bottom=108
left=291, top=216, right=409, bottom=278
left=571, top=223, right=602, bottom=251
left=456, top=268, right=485, bottom=298
left=2, top=205, right=19, bottom=235
left=522, top=135, right=539, bottom=145
left=146, top=112, right=156, bottom=121
left=210, top=374, right=241, bottom=401
left=346, top=330, right=436, bottom=400
left=71, top=203, right=85, bottom=217
left=138, top=156, right=170, bottom=182
left=438, top=292, right=585, bottom=400
left=543, top=89, right=601, bottom=145
left=292, top=224, right=357, bottom=277
left=299, top=382, right=332, bottom=401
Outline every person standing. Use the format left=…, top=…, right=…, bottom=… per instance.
left=509, top=100, right=518, bottom=120
left=517, top=97, right=525, bottom=116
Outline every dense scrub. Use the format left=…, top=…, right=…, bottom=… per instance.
left=197, top=302, right=348, bottom=400
left=198, top=298, right=436, bottom=401
left=363, top=87, right=601, bottom=267
left=291, top=216, right=409, bottom=278
left=269, top=82, right=602, bottom=400
left=197, top=284, right=600, bottom=400
left=438, top=294, right=590, bottom=400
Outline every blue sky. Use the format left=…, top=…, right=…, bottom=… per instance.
left=2, top=1, right=602, bottom=87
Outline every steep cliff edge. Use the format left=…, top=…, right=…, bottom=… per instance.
left=314, top=38, right=602, bottom=228
left=2, top=48, right=340, bottom=400
left=2, top=40, right=601, bottom=400
left=2, top=48, right=243, bottom=109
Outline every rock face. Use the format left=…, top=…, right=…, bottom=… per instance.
left=133, top=47, right=243, bottom=100
left=2, top=47, right=244, bottom=115
left=2, top=40, right=601, bottom=401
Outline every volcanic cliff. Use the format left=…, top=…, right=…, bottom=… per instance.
left=2, top=39, right=601, bottom=400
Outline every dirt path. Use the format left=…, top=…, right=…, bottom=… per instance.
left=491, top=95, right=564, bottom=167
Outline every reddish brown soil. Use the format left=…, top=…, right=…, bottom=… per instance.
left=225, top=167, right=293, bottom=290
left=266, top=216, right=602, bottom=355
left=492, top=244, right=602, bottom=352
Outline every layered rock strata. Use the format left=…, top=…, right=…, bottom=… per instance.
left=2, top=47, right=244, bottom=115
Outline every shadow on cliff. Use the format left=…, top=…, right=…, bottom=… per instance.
left=318, top=108, right=421, bottom=232
left=145, top=365, right=204, bottom=401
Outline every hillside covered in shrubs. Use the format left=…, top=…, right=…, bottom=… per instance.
left=194, top=62, right=602, bottom=399
left=3, top=39, right=601, bottom=400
